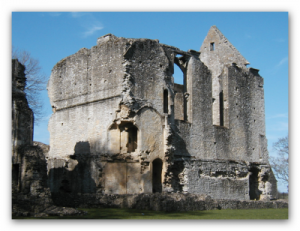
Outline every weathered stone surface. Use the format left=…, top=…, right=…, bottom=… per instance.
left=12, top=60, right=83, bottom=218
left=12, top=59, right=33, bottom=166
left=48, top=192, right=288, bottom=212
left=46, top=26, right=277, bottom=202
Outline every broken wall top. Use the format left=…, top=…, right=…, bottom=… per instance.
left=200, top=26, right=250, bottom=73
left=47, top=34, right=196, bottom=112
left=12, top=59, right=27, bottom=96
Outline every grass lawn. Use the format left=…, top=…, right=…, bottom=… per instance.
left=13, top=207, right=288, bottom=219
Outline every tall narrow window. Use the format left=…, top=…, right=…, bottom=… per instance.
left=219, top=90, right=224, bottom=126
left=12, top=164, right=19, bottom=190
left=210, top=42, right=215, bottom=51
left=127, top=126, right=138, bottom=153
left=163, top=89, right=168, bottom=113
left=152, top=158, right=163, bottom=193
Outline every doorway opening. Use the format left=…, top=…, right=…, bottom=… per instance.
left=152, top=158, right=163, bottom=193
left=249, top=167, right=261, bottom=200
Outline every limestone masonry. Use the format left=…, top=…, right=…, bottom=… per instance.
left=46, top=26, right=277, bottom=201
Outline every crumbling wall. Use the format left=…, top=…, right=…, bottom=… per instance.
left=12, top=59, right=34, bottom=193
left=48, top=192, right=288, bottom=212
left=224, top=65, right=268, bottom=162
left=46, top=29, right=277, bottom=200
left=173, top=159, right=249, bottom=200
left=47, top=35, right=173, bottom=195
left=12, top=60, right=56, bottom=217
left=12, top=59, right=33, bottom=165
left=47, top=35, right=127, bottom=158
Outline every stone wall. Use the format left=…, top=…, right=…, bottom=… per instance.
left=12, top=59, right=33, bottom=166
left=50, top=192, right=288, bottom=212
left=12, top=60, right=79, bottom=217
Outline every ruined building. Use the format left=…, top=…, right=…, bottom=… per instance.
left=12, top=59, right=53, bottom=216
left=47, top=26, right=277, bottom=201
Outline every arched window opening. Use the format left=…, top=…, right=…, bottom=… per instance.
left=152, top=158, right=163, bottom=193
left=163, top=89, right=168, bottom=113
left=173, top=62, right=184, bottom=85
left=174, top=54, right=189, bottom=121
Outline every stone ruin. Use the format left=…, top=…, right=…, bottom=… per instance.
left=12, top=26, right=284, bottom=216
left=46, top=26, right=277, bottom=201
left=12, top=59, right=52, bottom=216
left=12, top=59, right=85, bottom=217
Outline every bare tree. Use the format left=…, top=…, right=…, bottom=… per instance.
left=269, top=136, right=289, bottom=191
left=12, top=47, right=47, bottom=124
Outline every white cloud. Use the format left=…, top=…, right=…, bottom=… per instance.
left=276, top=57, right=288, bottom=67
left=83, top=25, right=104, bottom=38
left=70, top=12, right=104, bottom=38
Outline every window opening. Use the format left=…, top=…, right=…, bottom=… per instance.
left=210, top=42, right=215, bottom=51
left=152, top=158, right=163, bottom=193
left=174, top=54, right=184, bottom=85
left=219, top=90, right=224, bottom=126
left=163, top=89, right=168, bottom=113
left=174, top=54, right=188, bottom=121
left=119, top=122, right=138, bottom=153
left=12, top=164, right=19, bottom=188
left=127, top=125, right=137, bottom=153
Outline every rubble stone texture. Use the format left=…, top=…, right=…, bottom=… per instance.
left=12, top=59, right=53, bottom=216
left=47, top=26, right=277, bottom=202
left=12, top=60, right=83, bottom=217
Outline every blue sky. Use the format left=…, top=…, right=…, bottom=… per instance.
left=12, top=12, right=289, bottom=192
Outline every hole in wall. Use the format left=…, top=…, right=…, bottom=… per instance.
left=210, top=42, right=215, bottom=51
left=110, top=122, right=138, bottom=154
left=174, top=63, right=183, bottom=84
left=219, top=91, right=224, bottom=126
left=249, top=167, right=261, bottom=200
left=12, top=164, right=19, bottom=188
left=174, top=54, right=184, bottom=85
left=163, top=89, right=168, bottom=113
left=152, top=158, right=163, bottom=193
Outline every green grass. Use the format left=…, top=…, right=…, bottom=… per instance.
left=13, top=207, right=288, bottom=219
